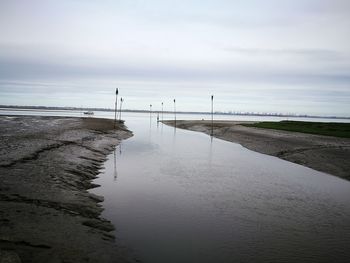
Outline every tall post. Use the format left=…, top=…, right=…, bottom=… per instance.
left=150, top=104, right=152, bottom=118
left=174, top=99, right=176, bottom=127
left=119, top=97, right=123, bottom=121
left=114, top=88, right=118, bottom=128
left=161, top=102, right=164, bottom=122
left=211, top=95, right=214, bottom=136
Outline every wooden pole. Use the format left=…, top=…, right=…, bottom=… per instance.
left=119, top=97, right=123, bottom=121
left=161, top=102, right=163, bottom=122
left=211, top=95, right=214, bottom=136
left=174, top=99, right=176, bottom=127
left=114, top=88, right=118, bottom=128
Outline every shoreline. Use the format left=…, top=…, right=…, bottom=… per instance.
left=0, top=115, right=136, bottom=262
left=164, top=120, right=350, bottom=180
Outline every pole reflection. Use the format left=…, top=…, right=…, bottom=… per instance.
left=113, top=148, right=117, bottom=181
left=113, top=143, right=122, bottom=181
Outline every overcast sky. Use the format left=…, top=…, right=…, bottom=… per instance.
left=0, top=0, right=349, bottom=116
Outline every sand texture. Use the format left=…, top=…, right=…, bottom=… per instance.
left=164, top=120, right=350, bottom=180
left=0, top=116, right=136, bottom=263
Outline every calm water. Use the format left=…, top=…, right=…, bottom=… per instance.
left=91, top=115, right=350, bottom=263
left=1, top=107, right=350, bottom=123
left=2, top=109, right=350, bottom=262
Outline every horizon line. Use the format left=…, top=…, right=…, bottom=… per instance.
left=1, top=105, right=349, bottom=120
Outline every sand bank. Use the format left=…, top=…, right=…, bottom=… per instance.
left=0, top=116, right=136, bottom=262
left=164, top=120, right=350, bottom=180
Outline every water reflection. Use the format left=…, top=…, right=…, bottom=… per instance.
left=112, top=143, right=123, bottom=182
left=113, top=148, right=117, bottom=181
left=208, top=135, right=213, bottom=167
left=92, top=117, right=350, bottom=263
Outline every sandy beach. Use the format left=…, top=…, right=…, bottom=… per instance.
left=164, top=120, right=350, bottom=180
left=0, top=115, right=136, bottom=263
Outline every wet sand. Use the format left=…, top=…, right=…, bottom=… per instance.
left=164, top=120, right=350, bottom=180
left=0, top=115, right=136, bottom=262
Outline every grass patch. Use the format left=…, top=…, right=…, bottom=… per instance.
left=243, top=121, right=350, bottom=138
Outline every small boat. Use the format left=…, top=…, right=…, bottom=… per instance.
left=83, top=111, right=94, bottom=115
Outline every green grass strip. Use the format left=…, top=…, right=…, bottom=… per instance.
left=243, top=121, right=350, bottom=138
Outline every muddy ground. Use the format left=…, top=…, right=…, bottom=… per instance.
left=164, top=120, right=350, bottom=180
left=0, top=115, right=136, bottom=263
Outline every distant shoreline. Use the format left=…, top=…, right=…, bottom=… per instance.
left=1, top=105, right=349, bottom=120
left=163, top=120, right=350, bottom=180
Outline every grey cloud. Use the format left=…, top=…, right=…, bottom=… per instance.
left=1, top=53, right=349, bottom=88
left=223, top=47, right=343, bottom=61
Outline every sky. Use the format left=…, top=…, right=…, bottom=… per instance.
left=0, top=0, right=349, bottom=116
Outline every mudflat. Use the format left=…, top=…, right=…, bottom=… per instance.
left=164, top=120, right=350, bottom=180
left=0, top=115, right=136, bottom=263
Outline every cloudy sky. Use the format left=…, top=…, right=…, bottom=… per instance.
left=0, top=0, right=349, bottom=116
